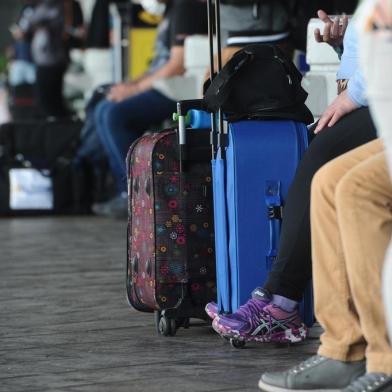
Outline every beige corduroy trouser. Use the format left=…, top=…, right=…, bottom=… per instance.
left=311, top=138, right=392, bottom=373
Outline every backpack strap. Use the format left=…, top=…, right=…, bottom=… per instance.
left=203, top=50, right=255, bottom=112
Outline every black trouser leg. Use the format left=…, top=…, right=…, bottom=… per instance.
left=35, top=64, right=68, bottom=117
left=264, top=107, right=378, bottom=301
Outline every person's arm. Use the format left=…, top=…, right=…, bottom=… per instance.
left=108, top=0, right=207, bottom=102
left=107, top=46, right=185, bottom=102
left=314, top=89, right=359, bottom=133
left=314, top=69, right=366, bottom=133
left=347, top=70, right=368, bottom=107
left=136, top=46, right=185, bottom=90
left=314, top=9, right=349, bottom=59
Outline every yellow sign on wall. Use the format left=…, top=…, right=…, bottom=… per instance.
left=129, top=28, right=157, bottom=79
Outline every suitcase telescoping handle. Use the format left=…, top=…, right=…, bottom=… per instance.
left=177, top=0, right=225, bottom=167
left=177, top=99, right=206, bottom=171
left=208, top=0, right=225, bottom=159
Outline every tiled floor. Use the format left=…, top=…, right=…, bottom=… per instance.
left=0, top=217, right=320, bottom=392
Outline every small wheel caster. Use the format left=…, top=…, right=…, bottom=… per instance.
left=154, top=311, right=161, bottom=335
left=230, top=338, right=246, bottom=349
left=158, top=316, right=171, bottom=336
left=182, top=318, right=190, bottom=329
left=169, top=318, right=177, bottom=336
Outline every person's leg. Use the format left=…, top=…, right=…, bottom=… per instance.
left=94, top=99, right=125, bottom=193
left=264, top=107, right=378, bottom=301
left=335, top=151, right=392, bottom=374
left=384, top=246, right=392, bottom=343
left=93, top=89, right=176, bottom=217
left=211, top=109, right=378, bottom=339
left=257, top=139, right=384, bottom=392
left=312, top=139, right=384, bottom=363
left=35, top=65, right=68, bottom=117
left=95, top=89, right=176, bottom=194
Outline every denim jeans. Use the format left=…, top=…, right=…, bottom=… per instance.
left=94, top=89, right=177, bottom=193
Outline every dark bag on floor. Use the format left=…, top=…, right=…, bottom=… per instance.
left=126, top=128, right=216, bottom=336
left=0, top=118, right=91, bottom=215
left=8, top=83, right=38, bottom=121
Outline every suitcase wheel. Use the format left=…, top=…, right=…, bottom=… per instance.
left=156, top=314, right=177, bottom=337
left=154, top=311, right=191, bottom=337
left=230, top=338, right=246, bottom=349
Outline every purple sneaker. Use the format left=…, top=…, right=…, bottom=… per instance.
left=213, top=303, right=308, bottom=344
left=205, top=302, right=218, bottom=319
left=205, top=287, right=270, bottom=320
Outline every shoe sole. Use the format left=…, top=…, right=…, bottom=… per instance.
left=213, top=320, right=308, bottom=344
left=205, top=305, right=218, bottom=320
left=258, top=378, right=342, bottom=392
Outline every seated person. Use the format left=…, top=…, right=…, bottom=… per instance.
left=258, top=139, right=392, bottom=391
left=207, top=9, right=379, bottom=343
left=359, top=0, right=392, bottom=351
left=92, top=0, right=208, bottom=218
left=260, top=15, right=392, bottom=388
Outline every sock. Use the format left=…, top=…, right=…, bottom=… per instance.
left=271, top=294, right=298, bottom=312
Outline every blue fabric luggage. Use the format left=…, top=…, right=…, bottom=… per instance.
left=212, top=120, right=314, bottom=327
left=177, top=0, right=315, bottom=329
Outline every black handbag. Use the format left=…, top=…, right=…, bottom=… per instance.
left=0, top=118, right=92, bottom=215
left=203, top=43, right=314, bottom=124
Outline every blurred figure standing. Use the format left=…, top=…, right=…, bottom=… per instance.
left=21, top=0, right=84, bottom=117
left=8, top=0, right=38, bottom=87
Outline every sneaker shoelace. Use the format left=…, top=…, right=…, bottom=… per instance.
left=289, top=355, right=325, bottom=374
left=235, top=298, right=267, bottom=322
left=345, top=373, right=390, bottom=391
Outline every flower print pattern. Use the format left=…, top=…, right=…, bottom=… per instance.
left=195, top=204, right=204, bottom=213
left=176, top=236, right=186, bottom=245
left=176, top=224, right=185, bottom=234
left=168, top=200, right=177, bottom=209
left=126, top=130, right=216, bottom=311
left=165, top=184, right=178, bottom=196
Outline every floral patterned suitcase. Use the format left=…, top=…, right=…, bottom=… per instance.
left=126, top=128, right=216, bottom=336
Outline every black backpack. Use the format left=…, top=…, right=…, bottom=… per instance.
left=203, top=44, right=314, bottom=124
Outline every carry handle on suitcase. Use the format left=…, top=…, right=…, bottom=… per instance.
left=177, top=0, right=225, bottom=165
left=176, top=0, right=230, bottom=313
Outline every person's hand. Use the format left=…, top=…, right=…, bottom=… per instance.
left=314, top=90, right=359, bottom=133
left=9, top=24, right=24, bottom=41
left=107, top=82, right=140, bottom=102
left=370, top=0, right=392, bottom=29
left=314, top=9, right=349, bottom=48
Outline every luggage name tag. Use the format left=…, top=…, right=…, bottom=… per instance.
left=9, top=168, right=53, bottom=210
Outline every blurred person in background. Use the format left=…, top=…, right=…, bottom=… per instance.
left=92, top=0, right=208, bottom=218
left=20, top=0, right=84, bottom=117
left=8, top=0, right=38, bottom=87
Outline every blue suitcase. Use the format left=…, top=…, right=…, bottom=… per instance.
left=176, top=0, right=315, bottom=338
left=212, top=119, right=314, bottom=327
